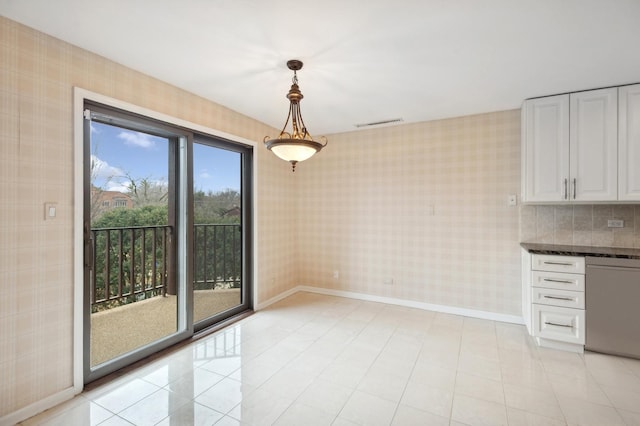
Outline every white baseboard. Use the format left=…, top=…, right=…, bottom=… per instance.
left=257, top=285, right=524, bottom=325
left=0, top=386, right=78, bottom=426
left=254, top=286, right=300, bottom=311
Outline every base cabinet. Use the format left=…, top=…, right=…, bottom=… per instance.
left=530, top=254, right=585, bottom=352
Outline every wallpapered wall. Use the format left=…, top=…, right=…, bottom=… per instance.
left=296, top=111, right=522, bottom=316
left=1, top=14, right=528, bottom=421
left=0, top=16, right=296, bottom=418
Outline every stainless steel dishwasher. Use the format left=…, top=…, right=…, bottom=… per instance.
left=585, top=256, right=640, bottom=359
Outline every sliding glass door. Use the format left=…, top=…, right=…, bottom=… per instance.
left=83, top=102, right=252, bottom=383
left=192, top=137, right=251, bottom=330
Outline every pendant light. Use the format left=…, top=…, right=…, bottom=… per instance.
left=264, top=60, right=327, bottom=172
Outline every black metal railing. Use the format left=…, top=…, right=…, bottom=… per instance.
left=90, top=225, right=173, bottom=313
left=90, top=224, right=241, bottom=312
left=193, top=224, right=241, bottom=291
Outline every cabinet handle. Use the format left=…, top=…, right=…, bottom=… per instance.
left=573, top=178, right=576, bottom=200
left=543, top=295, right=575, bottom=301
left=563, top=178, right=568, bottom=200
left=544, top=321, right=573, bottom=328
left=543, top=261, right=573, bottom=266
left=543, top=278, right=573, bottom=284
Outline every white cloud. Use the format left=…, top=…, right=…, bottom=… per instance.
left=105, top=182, right=130, bottom=193
left=91, top=155, right=124, bottom=180
left=199, top=170, right=211, bottom=179
left=117, top=131, right=156, bottom=149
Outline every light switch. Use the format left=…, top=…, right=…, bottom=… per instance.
left=44, top=203, right=57, bottom=220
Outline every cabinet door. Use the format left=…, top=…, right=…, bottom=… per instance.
left=522, top=95, right=570, bottom=202
left=570, top=88, right=618, bottom=201
left=619, top=84, right=640, bottom=201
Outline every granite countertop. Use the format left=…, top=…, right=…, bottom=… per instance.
left=520, top=242, right=640, bottom=259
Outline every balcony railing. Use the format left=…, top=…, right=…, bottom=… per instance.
left=90, top=223, right=241, bottom=313
left=90, top=225, right=172, bottom=313
left=193, top=224, right=241, bottom=291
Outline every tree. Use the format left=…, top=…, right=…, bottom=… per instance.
left=194, top=188, right=240, bottom=224
left=124, top=174, right=168, bottom=207
left=92, top=204, right=168, bottom=229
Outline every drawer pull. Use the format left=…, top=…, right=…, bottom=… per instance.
left=543, top=278, right=573, bottom=284
left=544, top=321, right=573, bottom=328
left=543, top=261, right=574, bottom=266
left=543, top=295, right=574, bottom=301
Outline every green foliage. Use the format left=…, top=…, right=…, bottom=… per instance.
left=194, top=188, right=240, bottom=224
left=93, top=204, right=168, bottom=229
left=193, top=224, right=241, bottom=290
left=91, top=189, right=243, bottom=312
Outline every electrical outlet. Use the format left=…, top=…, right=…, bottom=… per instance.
left=383, top=278, right=394, bottom=285
left=333, top=270, right=339, bottom=280
left=608, top=219, right=624, bottom=228
left=508, top=195, right=517, bottom=206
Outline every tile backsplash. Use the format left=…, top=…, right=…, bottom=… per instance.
left=521, top=204, right=640, bottom=248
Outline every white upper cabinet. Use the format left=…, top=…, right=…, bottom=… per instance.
left=522, top=86, right=623, bottom=203
left=569, top=88, right=618, bottom=202
left=522, top=95, right=570, bottom=202
left=619, top=84, right=640, bottom=201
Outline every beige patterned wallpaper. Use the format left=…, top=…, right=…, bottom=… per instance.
left=0, top=16, right=295, bottom=418
left=1, top=14, right=530, bottom=421
left=296, top=111, right=523, bottom=317
left=521, top=204, right=640, bottom=248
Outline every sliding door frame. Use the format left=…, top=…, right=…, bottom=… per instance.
left=191, top=135, right=253, bottom=332
left=73, top=87, right=258, bottom=391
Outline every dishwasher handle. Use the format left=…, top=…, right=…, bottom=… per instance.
left=587, top=265, right=640, bottom=273
left=586, top=256, right=640, bottom=269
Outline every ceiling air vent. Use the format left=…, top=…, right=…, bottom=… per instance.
left=354, top=118, right=404, bottom=128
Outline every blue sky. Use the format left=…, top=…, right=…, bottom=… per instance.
left=91, top=122, right=240, bottom=194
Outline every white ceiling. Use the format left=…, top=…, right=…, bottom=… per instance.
left=2, top=0, right=640, bottom=135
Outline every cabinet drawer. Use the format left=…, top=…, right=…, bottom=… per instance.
left=532, top=304, right=585, bottom=344
left=532, top=254, right=585, bottom=274
left=532, top=287, right=584, bottom=309
left=532, top=270, right=585, bottom=291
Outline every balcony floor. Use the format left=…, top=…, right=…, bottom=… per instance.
left=91, top=289, right=241, bottom=366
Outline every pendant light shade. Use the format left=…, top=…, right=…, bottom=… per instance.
left=264, top=60, right=327, bottom=172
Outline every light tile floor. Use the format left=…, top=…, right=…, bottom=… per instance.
left=21, top=292, right=640, bottom=425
